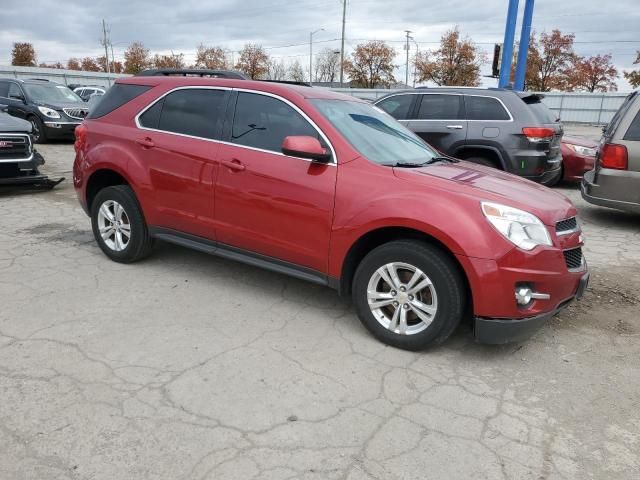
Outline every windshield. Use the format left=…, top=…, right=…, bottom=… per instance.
left=310, top=99, right=439, bottom=165
left=23, top=84, right=83, bottom=104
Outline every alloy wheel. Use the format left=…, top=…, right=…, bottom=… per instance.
left=97, top=200, right=131, bottom=252
left=366, top=262, right=438, bottom=335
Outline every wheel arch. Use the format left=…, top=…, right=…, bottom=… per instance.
left=454, top=145, right=507, bottom=170
left=86, top=168, right=131, bottom=213
left=337, top=226, right=472, bottom=308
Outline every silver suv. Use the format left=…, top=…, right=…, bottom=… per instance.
left=374, top=87, right=563, bottom=185
left=582, top=91, right=640, bottom=213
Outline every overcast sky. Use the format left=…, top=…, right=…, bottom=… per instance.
left=1, top=0, right=639, bottom=89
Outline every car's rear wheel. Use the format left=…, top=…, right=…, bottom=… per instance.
left=465, top=156, right=499, bottom=169
left=28, top=116, right=47, bottom=144
left=352, top=240, right=466, bottom=350
left=91, top=185, right=153, bottom=263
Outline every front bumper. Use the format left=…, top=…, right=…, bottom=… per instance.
left=475, top=271, right=589, bottom=344
left=43, top=121, right=81, bottom=139
left=581, top=168, right=640, bottom=214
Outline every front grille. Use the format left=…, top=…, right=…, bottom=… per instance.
left=63, top=107, right=89, bottom=120
left=556, top=217, right=578, bottom=235
left=0, top=135, right=31, bottom=161
left=563, top=247, right=583, bottom=270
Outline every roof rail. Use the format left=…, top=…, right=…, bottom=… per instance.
left=135, top=68, right=249, bottom=79
left=260, top=79, right=312, bottom=87
left=27, top=78, right=52, bottom=82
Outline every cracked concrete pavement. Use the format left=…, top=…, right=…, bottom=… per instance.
left=0, top=141, right=639, bottom=479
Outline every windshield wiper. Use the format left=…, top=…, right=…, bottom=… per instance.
left=393, top=161, right=429, bottom=168
left=424, top=156, right=458, bottom=165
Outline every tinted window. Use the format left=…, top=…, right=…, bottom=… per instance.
left=527, top=101, right=558, bottom=124
left=465, top=95, right=510, bottom=120
left=232, top=92, right=318, bottom=152
left=88, top=83, right=151, bottom=119
left=605, top=92, right=636, bottom=137
left=8, top=83, right=23, bottom=99
left=624, top=109, right=640, bottom=141
left=156, top=89, right=227, bottom=140
left=139, top=100, right=163, bottom=129
left=376, top=94, right=414, bottom=120
left=0, top=81, right=8, bottom=98
left=416, top=94, right=462, bottom=120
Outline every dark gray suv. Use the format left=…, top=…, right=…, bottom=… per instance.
left=374, top=87, right=563, bottom=185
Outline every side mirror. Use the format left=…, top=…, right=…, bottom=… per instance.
left=281, top=136, right=331, bottom=163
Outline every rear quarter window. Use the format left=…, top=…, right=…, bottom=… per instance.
left=87, top=84, right=152, bottom=119
left=623, top=109, right=640, bottom=141
left=526, top=101, right=558, bottom=124
left=465, top=95, right=510, bottom=120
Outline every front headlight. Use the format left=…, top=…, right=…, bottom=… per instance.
left=565, top=143, right=596, bottom=157
left=37, top=106, right=61, bottom=119
left=481, top=202, right=552, bottom=251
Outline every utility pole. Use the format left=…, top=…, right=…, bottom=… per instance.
left=404, top=30, right=412, bottom=87
left=514, top=0, right=535, bottom=90
left=339, top=0, right=347, bottom=86
left=101, top=19, right=111, bottom=74
left=498, top=0, right=519, bottom=88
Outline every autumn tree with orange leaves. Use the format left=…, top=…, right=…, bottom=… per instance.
left=415, top=28, right=484, bottom=86
left=152, top=52, right=185, bottom=69
left=124, top=42, right=150, bottom=74
left=343, top=40, right=397, bottom=88
left=624, top=51, right=640, bottom=89
left=523, top=30, right=577, bottom=91
left=235, top=44, right=270, bottom=79
left=11, top=42, right=37, bottom=66
left=570, top=54, right=618, bottom=92
left=195, top=44, right=228, bottom=69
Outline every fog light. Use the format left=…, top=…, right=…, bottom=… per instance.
left=515, top=286, right=533, bottom=305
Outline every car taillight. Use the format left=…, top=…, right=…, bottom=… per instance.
left=600, top=143, right=628, bottom=170
left=74, top=124, right=87, bottom=152
left=522, top=127, right=555, bottom=142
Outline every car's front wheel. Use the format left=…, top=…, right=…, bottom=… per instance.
left=28, top=116, right=47, bottom=143
left=91, top=185, right=153, bottom=263
left=352, top=240, right=466, bottom=350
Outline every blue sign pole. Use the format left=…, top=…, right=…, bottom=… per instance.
left=514, top=0, right=535, bottom=91
left=498, top=0, right=520, bottom=88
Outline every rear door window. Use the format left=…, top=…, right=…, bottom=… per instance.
left=231, top=92, right=319, bottom=153
left=465, top=95, right=510, bottom=120
left=143, top=88, right=228, bottom=140
left=8, top=83, right=23, bottom=100
left=376, top=94, right=415, bottom=120
left=416, top=94, right=463, bottom=120
left=0, top=81, right=8, bottom=98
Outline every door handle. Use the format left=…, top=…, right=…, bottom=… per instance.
left=135, top=137, right=155, bottom=148
left=446, top=125, right=464, bottom=130
left=221, top=159, right=246, bottom=172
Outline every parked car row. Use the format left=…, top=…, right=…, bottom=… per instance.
left=0, top=78, right=89, bottom=143
left=72, top=69, right=589, bottom=350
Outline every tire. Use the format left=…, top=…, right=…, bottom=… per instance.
left=352, top=240, right=466, bottom=351
left=542, top=165, right=563, bottom=187
left=465, top=156, right=499, bottom=169
left=28, top=116, right=48, bottom=144
left=91, top=185, right=153, bottom=263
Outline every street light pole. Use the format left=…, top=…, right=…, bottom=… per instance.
left=339, top=0, right=347, bottom=86
left=309, top=28, right=324, bottom=85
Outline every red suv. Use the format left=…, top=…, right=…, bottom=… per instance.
left=73, top=71, right=589, bottom=350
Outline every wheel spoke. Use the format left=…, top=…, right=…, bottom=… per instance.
left=114, top=231, right=123, bottom=250
left=406, top=269, right=423, bottom=290
left=410, top=299, right=436, bottom=323
left=99, top=203, right=115, bottom=222
left=386, top=264, right=402, bottom=289
left=376, top=266, right=396, bottom=290
left=114, top=203, right=124, bottom=222
left=408, top=277, right=432, bottom=295
left=398, top=308, right=408, bottom=335
left=388, top=306, right=400, bottom=331
left=100, top=226, right=114, bottom=240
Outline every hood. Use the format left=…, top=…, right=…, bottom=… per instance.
left=0, top=112, right=32, bottom=133
left=37, top=101, right=88, bottom=110
left=562, top=135, right=599, bottom=148
left=393, top=160, right=576, bottom=225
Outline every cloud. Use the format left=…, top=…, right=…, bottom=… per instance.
left=1, top=0, right=638, bottom=89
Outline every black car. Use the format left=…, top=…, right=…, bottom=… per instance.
left=73, top=85, right=107, bottom=102
left=0, top=78, right=88, bottom=143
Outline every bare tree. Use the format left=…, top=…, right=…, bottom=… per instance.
left=287, top=60, right=306, bottom=82
left=267, top=59, right=287, bottom=80
left=315, top=48, right=340, bottom=83
left=235, top=44, right=270, bottom=79
left=194, top=44, right=228, bottom=69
